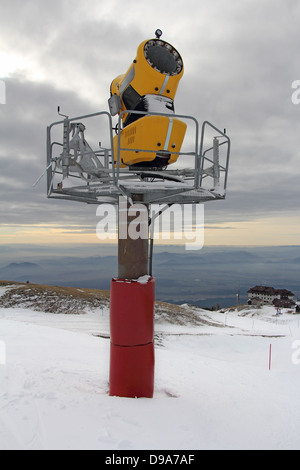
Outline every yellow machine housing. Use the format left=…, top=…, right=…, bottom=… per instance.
left=109, top=36, right=186, bottom=168
left=114, top=115, right=187, bottom=168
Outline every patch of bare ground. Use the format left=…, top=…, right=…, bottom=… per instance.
left=0, top=281, right=222, bottom=327
left=0, top=281, right=110, bottom=314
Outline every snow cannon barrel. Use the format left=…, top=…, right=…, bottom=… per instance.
left=108, top=32, right=187, bottom=168
left=109, top=276, right=155, bottom=398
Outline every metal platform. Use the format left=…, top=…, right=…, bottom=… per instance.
left=46, top=109, right=230, bottom=206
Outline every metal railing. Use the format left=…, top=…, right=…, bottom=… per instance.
left=198, top=121, right=231, bottom=192
left=45, top=108, right=230, bottom=205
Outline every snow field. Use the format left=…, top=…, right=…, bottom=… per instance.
left=0, top=304, right=300, bottom=450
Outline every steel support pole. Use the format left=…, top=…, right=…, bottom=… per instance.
left=109, top=195, right=155, bottom=398
left=118, top=195, right=149, bottom=279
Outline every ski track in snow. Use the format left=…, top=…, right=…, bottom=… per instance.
left=0, top=294, right=300, bottom=450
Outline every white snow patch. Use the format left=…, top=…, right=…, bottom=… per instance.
left=0, top=286, right=15, bottom=298
left=136, top=275, right=151, bottom=285
left=0, top=305, right=300, bottom=450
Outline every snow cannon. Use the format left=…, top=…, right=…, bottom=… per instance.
left=108, top=29, right=187, bottom=169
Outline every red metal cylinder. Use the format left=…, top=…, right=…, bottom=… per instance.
left=109, top=277, right=155, bottom=398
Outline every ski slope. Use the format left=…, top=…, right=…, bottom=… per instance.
left=0, top=288, right=300, bottom=450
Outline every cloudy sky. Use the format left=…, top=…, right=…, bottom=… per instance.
left=0, top=0, right=300, bottom=248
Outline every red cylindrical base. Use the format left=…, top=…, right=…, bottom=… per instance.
left=110, top=343, right=154, bottom=398
left=109, top=277, right=155, bottom=398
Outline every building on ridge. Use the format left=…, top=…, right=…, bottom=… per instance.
left=247, top=285, right=295, bottom=308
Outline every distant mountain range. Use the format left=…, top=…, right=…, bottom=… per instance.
left=0, top=245, right=299, bottom=308
left=4, top=262, right=40, bottom=269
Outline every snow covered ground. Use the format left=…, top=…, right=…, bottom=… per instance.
left=0, top=287, right=300, bottom=450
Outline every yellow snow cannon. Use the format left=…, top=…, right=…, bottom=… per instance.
left=108, top=30, right=187, bottom=168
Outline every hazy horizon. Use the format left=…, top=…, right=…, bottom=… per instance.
left=1, top=243, right=299, bottom=309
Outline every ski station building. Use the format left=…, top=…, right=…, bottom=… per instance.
left=248, top=286, right=295, bottom=308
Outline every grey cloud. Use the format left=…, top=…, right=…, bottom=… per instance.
left=0, top=76, right=100, bottom=227
left=0, top=0, right=299, bottom=234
